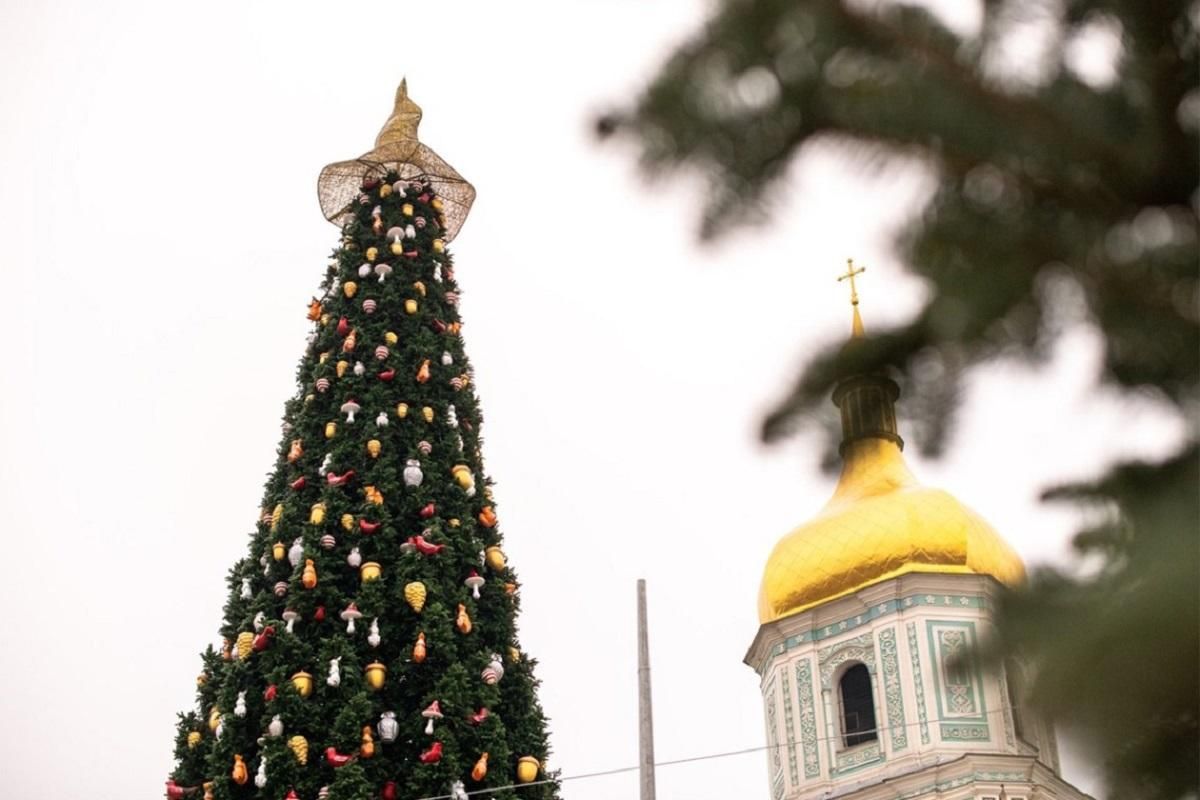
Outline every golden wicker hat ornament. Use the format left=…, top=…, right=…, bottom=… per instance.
left=318, top=79, right=475, bottom=241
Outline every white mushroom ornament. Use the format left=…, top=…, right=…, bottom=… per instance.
left=282, top=608, right=300, bottom=634
left=422, top=701, right=444, bottom=735
left=341, top=399, right=361, bottom=423
left=374, top=263, right=393, bottom=282
left=464, top=571, right=485, bottom=599
left=340, top=603, right=362, bottom=634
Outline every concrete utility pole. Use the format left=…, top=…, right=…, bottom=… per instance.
left=637, top=579, right=658, bottom=800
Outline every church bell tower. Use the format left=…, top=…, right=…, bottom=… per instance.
left=744, top=263, right=1090, bottom=800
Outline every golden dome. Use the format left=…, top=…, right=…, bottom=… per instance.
left=757, top=435, right=1026, bottom=625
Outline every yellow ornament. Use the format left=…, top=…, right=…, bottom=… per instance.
left=456, top=603, right=472, bottom=634
left=291, top=670, right=313, bottom=698
left=390, top=239, right=404, bottom=256
left=361, top=562, right=382, bottom=582
left=231, top=754, right=248, bottom=786
left=343, top=330, right=357, bottom=353
left=304, top=393, right=314, bottom=404
left=485, top=546, right=507, bottom=572
left=337, top=359, right=349, bottom=377
left=413, top=631, right=427, bottom=663
left=367, top=439, right=381, bottom=458
left=288, top=734, right=309, bottom=764
left=379, top=183, right=392, bottom=198
left=509, top=646, right=522, bottom=663
left=236, top=631, right=254, bottom=660
left=321, top=312, right=331, bottom=326
left=302, top=558, right=318, bottom=589
left=448, top=518, right=461, bottom=528
left=402, top=203, right=414, bottom=216
left=187, top=731, right=202, bottom=749
left=343, top=281, right=358, bottom=298
left=272, top=541, right=286, bottom=561
left=207, top=706, right=221, bottom=732
left=360, top=726, right=376, bottom=758
left=325, top=421, right=337, bottom=439
left=404, top=581, right=427, bottom=613
left=385, top=331, right=398, bottom=345
left=310, top=503, right=326, bottom=525
left=365, top=485, right=384, bottom=505
left=341, top=513, right=354, bottom=532
left=422, top=406, right=434, bottom=423
left=270, top=503, right=283, bottom=531
left=431, top=198, right=444, bottom=211
left=404, top=298, right=418, bottom=315
left=413, top=280, right=426, bottom=296
left=516, top=756, right=540, bottom=783
left=196, top=671, right=208, bottom=687
left=366, top=246, right=378, bottom=262
left=396, top=402, right=409, bottom=419
left=433, top=238, right=445, bottom=253
left=319, top=351, right=331, bottom=364
left=452, top=464, right=475, bottom=490
left=365, top=661, right=387, bottom=690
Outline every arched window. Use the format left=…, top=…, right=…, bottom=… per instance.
left=838, top=663, right=877, bottom=747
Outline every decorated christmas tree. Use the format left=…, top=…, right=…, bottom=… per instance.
left=166, top=81, right=557, bottom=800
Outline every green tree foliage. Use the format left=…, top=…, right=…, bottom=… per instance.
left=601, top=1, right=1198, bottom=796
left=168, top=174, right=557, bottom=800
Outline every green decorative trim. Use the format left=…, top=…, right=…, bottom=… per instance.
left=761, top=593, right=988, bottom=671
left=877, top=627, right=908, bottom=752
left=906, top=622, right=931, bottom=745
left=941, top=723, right=991, bottom=741
left=926, top=620, right=990, bottom=732
left=780, top=668, right=799, bottom=784
left=795, top=658, right=821, bottom=778
left=894, top=771, right=1032, bottom=799
left=765, top=674, right=784, bottom=787
left=834, top=741, right=883, bottom=774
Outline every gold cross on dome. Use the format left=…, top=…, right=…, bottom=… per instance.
left=837, top=258, right=866, bottom=306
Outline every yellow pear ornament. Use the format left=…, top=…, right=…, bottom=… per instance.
left=231, top=754, right=248, bottom=786
left=413, top=631, right=427, bottom=663
left=360, top=726, right=376, bottom=758
left=456, top=603, right=472, bottom=634
left=472, top=752, right=489, bottom=781
left=302, top=559, right=318, bottom=589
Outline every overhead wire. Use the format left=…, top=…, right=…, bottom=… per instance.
left=412, top=704, right=1022, bottom=799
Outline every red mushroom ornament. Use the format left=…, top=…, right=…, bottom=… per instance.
left=422, top=701, right=444, bottom=734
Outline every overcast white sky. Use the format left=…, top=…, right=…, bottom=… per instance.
left=0, top=2, right=1186, bottom=799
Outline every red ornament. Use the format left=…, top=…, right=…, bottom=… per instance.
left=165, top=779, right=196, bottom=799
left=264, top=684, right=277, bottom=702
left=326, top=470, right=356, bottom=487
left=337, top=317, right=350, bottom=336
left=362, top=177, right=380, bottom=191
left=289, top=476, right=307, bottom=490
left=418, top=741, right=443, bottom=764
left=359, top=519, right=381, bottom=534
left=418, top=193, right=431, bottom=203
left=252, top=625, right=276, bottom=651
left=314, top=606, right=326, bottom=622
left=378, top=368, right=396, bottom=382
left=381, top=782, right=397, bottom=800
left=431, top=319, right=447, bottom=334
left=409, top=535, right=445, bottom=556
left=419, top=503, right=436, bottom=519
left=324, top=746, right=355, bottom=768
left=404, top=250, right=419, bottom=259
left=468, top=707, right=490, bottom=725
left=285, top=792, right=299, bottom=800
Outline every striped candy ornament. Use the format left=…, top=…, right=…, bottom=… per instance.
left=315, top=377, right=331, bottom=393
left=444, top=291, right=460, bottom=306
left=363, top=299, right=377, bottom=315
left=374, top=345, right=389, bottom=361
left=274, top=582, right=289, bottom=597
left=319, top=534, right=337, bottom=550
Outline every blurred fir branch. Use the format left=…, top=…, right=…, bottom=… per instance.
left=601, top=0, right=1198, bottom=796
